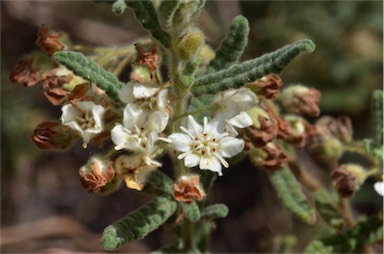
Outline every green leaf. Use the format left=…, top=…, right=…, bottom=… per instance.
left=191, top=39, right=315, bottom=96
left=158, top=0, right=181, bottom=33
left=181, top=55, right=202, bottom=87
left=200, top=204, right=229, bottom=220
left=112, top=0, right=127, bottom=15
left=101, top=196, right=177, bottom=250
left=52, top=51, right=123, bottom=101
left=304, top=213, right=383, bottom=254
left=153, top=239, right=184, bottom=254
left=171, top=0, right=206, bottom=37
left=143, top=170, right=174, bottom=196
left=314, top=190, right=345, bottom=229
left=182, top=202, right=201, bottom=222
left=205, top=15, right=249, bottom=74
left=126, top=0, right=171, bottom=48
left=269, top=167, right=316, bottom=224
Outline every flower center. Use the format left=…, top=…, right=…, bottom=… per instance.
left=78, top=111, right=96, bottom=129
left=192, top=133, right=219, bottom=156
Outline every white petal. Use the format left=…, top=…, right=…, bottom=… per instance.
left=92, top=105, right=106, bottom=128
left=199, top=156, right=222, bottom=176
left=157, top=89, right=168, bottom=110
left=219, top=136, right=244, bottom=157
left=227, top=112, right=253, bottom=128
left=148, top=110, right=169, bottom=132
left=187, top=115, right=203, bottom=136
left=133, top=82, right=159, bottom=98
left=118, top=84, right=135, bottom=104
left=61, top=104, right=81, bottom=124
left=123, top=103, right=144, bottom=129
left=169, top=133, right=192, bottom=152
left=184, top=153, right=200, bottom=168
left=374, top=181, right=384, bottom=196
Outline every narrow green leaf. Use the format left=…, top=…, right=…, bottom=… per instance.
left=200, top=204, right=229, bottom=220
left=158, top=0, right=180, bottom=33
left=181, top=55, right=202, bottom=87
left=205, top=15, right=249, bottom=74
left=191, top=39, right=316, bottom=96
left=269, top=167, right=316, bottom=224
left=304, top=213, right=383, bottom=254
left=171, top=0, right=206, bottom=37
left=52, top=51, right=123, bottom=101
left=143, top=170, right=174, bottom=196
left=126, top=0, right=171, bottom=48
left=153, top=239, right=184, bottom=254
left=101, top=197, right=177, bottom=250
left=314, top=190, right=345, bottom=229
left=182, top=202, right=201, bottom=222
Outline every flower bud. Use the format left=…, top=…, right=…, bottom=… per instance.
left=331, top=164, right=367, bottom=197
left=173, top=175, right=206, bottom=204
left=284, top=115, right=312, bottom=148
left=281, top=85, right=321, bottom=117
left=247, top=74, right=283, bottom=99
left=315, top=116, right=353, bottom=143
left=177, top=30, right=204, bottom=60
left=79, top=157, right=118, bottom=195
left=244, top=107, right=276, bottom=147
left=31, top=121, right=75, bottom=150
left=250, top=142, right=288, bottom=171
left=131, top=65, right=153, bottom=84
left=36, top=25, right=66, bottom=56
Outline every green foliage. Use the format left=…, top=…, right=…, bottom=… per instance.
left=182, top=202, right=201, bottom=222
left=314, top=190, right=344, bottom=229
left=153, top=239, right=184, bottom=254
left=205, top=15, right=249, bottom=74
left=101, top=197, right=177, bottom=250
left=158, top=0, right=181, bottom=33
left=112, top=0, right=127, bottom=15
left=304, top=213, right=383, bottom=253
left=200, top=204, right=229, bottom=220
left=269, top=167, right=316, bottom=224
left=143, top=170, right=174, bottom=196
left=52, top=51, right=123, bottom=101
left=191, top=39, right=315, bottom=96
left=125, top=0, right=171, bottom=48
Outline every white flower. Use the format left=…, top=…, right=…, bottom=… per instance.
left=169, top=115, right=244, bottom=176
left=118, top=81, right=168, bottom=111
left=61, top=101, right=105, bottom=148
left=374, top=181, right=384, bottom=196
left=111, top=103, right=168, bottom=164
left=214, top=88, right=258, bottom=134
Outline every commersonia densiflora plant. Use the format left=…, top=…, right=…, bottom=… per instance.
left=10, top=0, right=383, bottom=253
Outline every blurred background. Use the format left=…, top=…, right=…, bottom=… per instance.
left=1, top=1, right=382, bottom=253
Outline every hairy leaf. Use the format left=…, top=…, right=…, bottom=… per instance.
left=52, top=51, right=123, bottom=100
left=206, top=15, right=249, bottom=74
left=101, top=197, right=177, bottom=250
left=372, top=89, right=383, bottom=146
left=143, top=170, right=174, bottom=196
left=171, top=0, right=206, bottom=37
left=304, top=213, right=383, bottom=253
left=200, top=204, right=229, bottom=220
left=191, top=39, right=315, bottom=96
left=126, top=0, right=171, bottom=48
left=314, top=190, right=344, bottom=229
left=158, top=0, right=180, bottom=33
left=182, top=202, right=201, bottom=222
left=269, top=167, right=316, bottom=224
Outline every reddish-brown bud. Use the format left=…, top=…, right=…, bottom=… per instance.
left=173, top=175, right=206, bottom=204
left=31, top=121, right=74, bottom=150
left=331, top=164, right=366, bottom=198
left=134, top=44, right=159, bottom=73
left=9, top=58, right=41, bottom=87
left=281, top=85, right=321, bottom=117
left=41, top=74, right=72, bottom=105
left=245, top=107, right=276, bottom=147
left=36, top=25, right=66, bottom=56
left=248, top=74, right=283, bottom=99
left=79, top=157, right=117, bottom=195
left=315, top=116, right=353, bottom=143
left=250, top=142, right=288, bottom=171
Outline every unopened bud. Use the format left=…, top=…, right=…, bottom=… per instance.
left=177, top=30, right=204, bottom=60
left=31, top=121, right=75, bottom=150
left=245, top=107, right=276, bottom=147
left=331, top=164, right=367, bottom=197
left=131, top=65, right=153, bottom=84
left=173, top=175, right=206, bottom=204
left=36, top=25, right=66, bottom=56
left=250, top=142, right=288, bottom=171
left=247, top=74, right=283, bottom=99
left=79, top=157, right=119, bottom=195
left=281, top=85, right=321, bottom=117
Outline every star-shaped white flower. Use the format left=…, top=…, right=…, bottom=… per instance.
left=61, top=101, right=105, bottom=148
left=214, top=88, right=258, bottom=134
left=169, top=115, right=244, bottom=176
left=111, top=103, right=168, bottom=164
